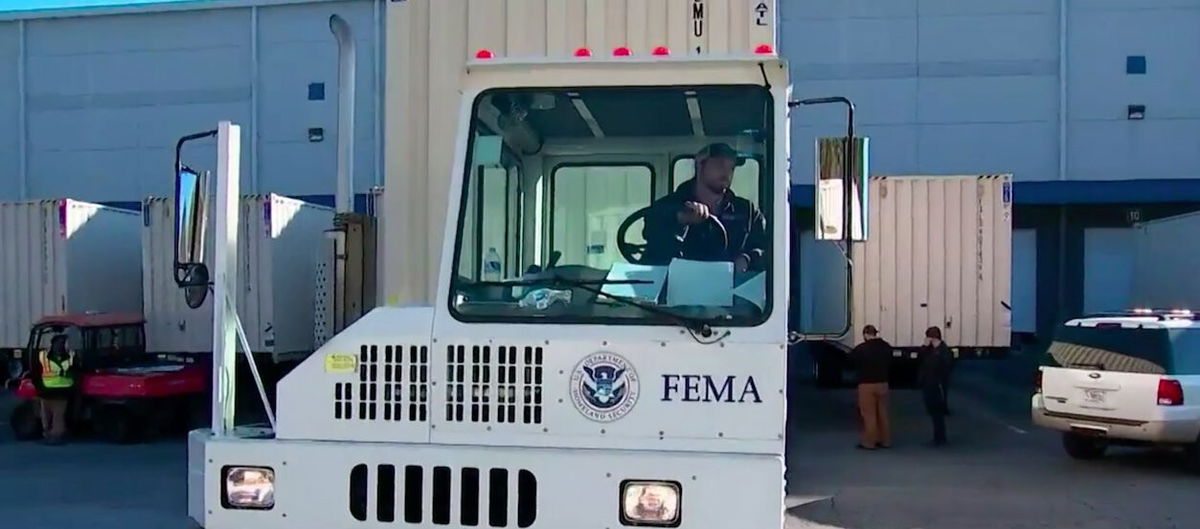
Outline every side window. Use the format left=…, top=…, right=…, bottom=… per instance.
left=671, top=156, right=761, bottom=207
left=1170, top=329, right=1200, bottom=375
left=459, top=160, right=523, bottom=280
left=551, top=165, right=653, bottom=270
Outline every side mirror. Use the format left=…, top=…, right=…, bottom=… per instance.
left=174, top=166, right=210, bottom=309
left=172, top=128, right=218, bottom=309
left=814, top=136, right=869, bottom=242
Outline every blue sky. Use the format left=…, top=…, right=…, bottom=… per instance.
left=0, top=0, right=204, bottom=13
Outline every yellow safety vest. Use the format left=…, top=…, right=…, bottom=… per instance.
left=39, top=350, right=75, bottom=389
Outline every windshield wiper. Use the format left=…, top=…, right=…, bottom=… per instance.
left=475, top=276, right=726, bottom=342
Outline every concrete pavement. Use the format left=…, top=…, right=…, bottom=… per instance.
left=1, top=357, right=1197, bottom=528
left=784, top=358, right=1199, bottom=529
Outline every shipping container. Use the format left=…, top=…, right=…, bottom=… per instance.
left=382, top=0, right=777, bottom=305
left=1130, top=211, right=1200, bottom=310
left=853, top=175, right=1013, bottom=349
left=0, top=199, right=142, bottom=350
left=141, top=194, right=333, bottom=359
left=800, top=175, right=1013, bottom=351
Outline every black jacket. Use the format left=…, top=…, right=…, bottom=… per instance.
left=641, top=179, right=768, bottom=269
left=850, top=338, right=893, bottom=384
left=918, top=343, right=953, bottom=388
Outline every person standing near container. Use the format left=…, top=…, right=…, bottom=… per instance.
left=31, top=334, right=77, bottom=445
left=919, top=327, right=953, bottom=446
left=850, top=325, right=893, bottom=449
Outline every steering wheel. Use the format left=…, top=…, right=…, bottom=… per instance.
left=617, top=206, right=730, bottom=264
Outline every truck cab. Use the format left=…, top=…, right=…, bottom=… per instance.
left=188, top=3, right=814, bottom=528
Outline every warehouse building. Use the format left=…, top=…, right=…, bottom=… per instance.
left=780, top=0, right=1200, bottom=341
left=0, top=0, right=383, bottom=209
left=1, top=0, right=1198, bottom=342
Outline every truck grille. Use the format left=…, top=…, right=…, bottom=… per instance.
left=348, top=464, right=537, bottom=527
left=335, top=344, right=430, bottom=422
left=445, top=345, right=544, bottom=425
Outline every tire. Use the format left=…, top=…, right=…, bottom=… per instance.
left=10, top=400, right=42, bottom=441
left=95, top=406, right=141, bottom=444
left=1062, top=432, right=1108, bottom=460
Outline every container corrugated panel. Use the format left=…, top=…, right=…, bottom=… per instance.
left=1131, top=211, right=1200, bottom=310
left=850, top=175, right=1013, bottom=349
left=142, top=195, right=333, bottom=357
left=384, top=0, right=779, bottom=304
left=0, top=199, right=142, bottom=349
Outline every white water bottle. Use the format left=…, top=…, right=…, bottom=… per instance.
left=484, top=247, right=502, bottom=281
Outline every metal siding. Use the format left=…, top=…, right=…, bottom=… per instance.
left=1011, top=228, right=1037, bottom=332
left=269, top=194, right=336, bottom=355
left=142, top=195, right=331, bottom=355
left=1130, top=212, right=1200, bottom=310
left=1082, top=227, right=1136, bottom=314
left=4, top=1, right=379, bottom=203
left=0, top=200, right=139, bottom=348
left=0, top=22, right=18, bottom=199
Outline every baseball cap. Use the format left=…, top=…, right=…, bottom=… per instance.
left=696, top=142, right=738, bottom=160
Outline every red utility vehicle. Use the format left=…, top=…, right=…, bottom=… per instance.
left=6, top=312, right=207, bottom=443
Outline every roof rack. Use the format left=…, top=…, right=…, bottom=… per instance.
left=1079, top=309, right=1197, bottom=321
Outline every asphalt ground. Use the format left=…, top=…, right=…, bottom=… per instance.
left=1, top=355, right=1196, bottom=529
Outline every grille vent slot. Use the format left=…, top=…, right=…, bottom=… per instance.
left=335, top=344, right=429, bottom=422
left=348, top=464, right=538, bottom=527
left=446, top=345, right=543, bottom=424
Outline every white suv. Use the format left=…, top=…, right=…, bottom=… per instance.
left=1032, top=312, right=1200, bottom=470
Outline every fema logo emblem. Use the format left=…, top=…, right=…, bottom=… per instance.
left=570, top=352, right=639, bottom=422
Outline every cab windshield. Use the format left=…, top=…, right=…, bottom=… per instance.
left=449, top=85, right=774, bottom=327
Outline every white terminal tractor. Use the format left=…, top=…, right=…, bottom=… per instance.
left=181, top=2, right=861, bottom=528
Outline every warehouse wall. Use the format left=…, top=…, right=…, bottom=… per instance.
left=780, top=0, right=1200, bottom=344
left=0, top=0, right=381, bottom=204
left=0, top=22, right=18, bottom=198
left=780, top=0, right=1200, bottom=186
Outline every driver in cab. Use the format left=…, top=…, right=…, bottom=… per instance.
left=642, top=143, right=767, bottom=272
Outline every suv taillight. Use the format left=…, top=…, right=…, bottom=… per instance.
left=1035, top=369, right=1043, bottom=393
left=1157, top=379, right=1184, bottom=406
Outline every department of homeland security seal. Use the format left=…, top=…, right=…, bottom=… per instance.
left=570, top=352, right=639, bottom=422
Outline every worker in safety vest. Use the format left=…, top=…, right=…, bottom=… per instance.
left=31, top=334, right=77, bottom=445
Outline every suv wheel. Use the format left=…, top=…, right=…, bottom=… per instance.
left=1062, top=432, right=1108, bottom=460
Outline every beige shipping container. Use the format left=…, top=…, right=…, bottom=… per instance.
left=0, top=199, right=142, bottom=350
left=849, top=175, right=1013, bottom=350
left=383, top=0, right=779, bottom=305
left=142, top=194, right=333, bottom=359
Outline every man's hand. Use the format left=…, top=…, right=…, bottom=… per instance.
left=735, top=254, right=750, bottom=273
left=677, top=201, right=711, bottom=225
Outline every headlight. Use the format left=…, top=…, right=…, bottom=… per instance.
left=222, top=466, right=275, bottom=510
left=620, top=480, right=681, bottom=527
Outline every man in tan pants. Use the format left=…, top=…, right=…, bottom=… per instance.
left=850, top=325, right=893, bottom=449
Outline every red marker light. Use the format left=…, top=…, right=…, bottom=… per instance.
left=574, top=47, right=592, bottom=58
left=652, top=46, right=671, bottom=56
left=754, top=44, right=775, bottom=55
left=475, top=49, right=495, bottom=60
left=613, top=46, right=632, bottom=57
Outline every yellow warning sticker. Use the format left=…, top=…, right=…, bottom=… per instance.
left=325, top=353, right=358, bottom=374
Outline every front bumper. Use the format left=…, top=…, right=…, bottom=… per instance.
left=1031, top=395, right=1200, bottom=444
left=189, top=430, right=784, bottom=529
